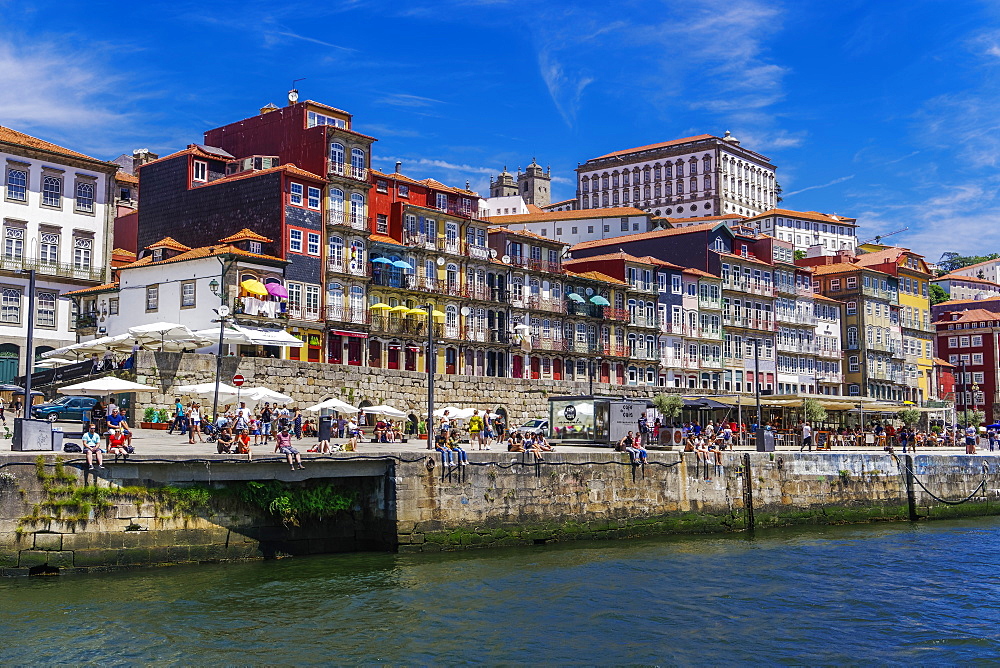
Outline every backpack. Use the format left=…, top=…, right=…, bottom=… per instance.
left=63, top=443, right=82, bottom=453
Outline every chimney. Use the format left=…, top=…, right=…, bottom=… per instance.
left=259, top=103, right=280, bottom=115
left=132, top=148, right=159, bottom=168
left=835, top=249, right=856, bottom=263
left=395, top=161, right=402, bottom=173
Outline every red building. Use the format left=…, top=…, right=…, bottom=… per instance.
left=934, top=308, right=1000, bottom=424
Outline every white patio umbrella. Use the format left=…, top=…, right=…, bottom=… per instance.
left=59, top=377, right=158, bottom=396
left=433, top=406, right=464, bottom=418
left=305, top=397, right=359, bottom=413
left=34, top=357, right=76, bottom=368
left=241, top=386, right=294, bottom=404
left=361, top=405, right=407, bottom=419
left=129, top=322, right=196, bottom=350
left=174, top=382, right=242, bottom=396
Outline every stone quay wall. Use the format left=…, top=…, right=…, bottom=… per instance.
left=2, top=450, right=999, bottom=575
left=131, top=351, right=666, bottom=424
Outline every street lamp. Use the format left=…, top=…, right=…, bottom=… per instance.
left=210, top=262, right=231, bottom=425
left=424, top=302, right=435, bottom=451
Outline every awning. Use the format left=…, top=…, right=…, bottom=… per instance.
left=329, top=329, right=368, bottom=339
left=241, top=279, right=269, bottom=296
left=231, top=324, right=304, bottom=347
left=265, top=282, right=288, bottom=298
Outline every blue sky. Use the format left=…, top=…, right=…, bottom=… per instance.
left=2, top=0, right=999, bottom=261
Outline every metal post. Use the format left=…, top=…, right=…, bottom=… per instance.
left=426, top=303, right=435, bottom=450
left=23, top=269, right=35, bottom=412
left=211, top=259, right=228, bottom=426
left=754, top=338, right=762, bottom=428
left=588, top=358, right=594, bottom=396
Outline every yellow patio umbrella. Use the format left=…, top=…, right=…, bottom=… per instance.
left=389, top=305, right=410, bottom=313
left=431, top=310, right=445, bottom=319
left=404, top=308, right=427, bottom=317
left=369, top=303, right=391, bottom=310
left=241, top=279, right=268, bottom=296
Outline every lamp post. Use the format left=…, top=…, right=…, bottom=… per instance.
left=425, top=302, right=435, bottom=451
left=209, top=265, right=229, bottom=426
left=22, top=268, right=36, bottom=417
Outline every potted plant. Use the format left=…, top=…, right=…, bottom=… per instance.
left=140, top=407, right=170, bottom=430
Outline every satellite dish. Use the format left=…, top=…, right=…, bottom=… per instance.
left=501, top=255, right=511, bottom=264
left=585, top=287, right=594, bottom=296
left=436, top=257, right=445, bottom=266
left=490, top=249, right=498, bottom=259
left=460, top=306, right=472, bottom=316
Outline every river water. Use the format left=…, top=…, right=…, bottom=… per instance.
left=3, top=517, right=1000, bottom=664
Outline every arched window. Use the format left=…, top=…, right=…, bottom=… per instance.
left=350, top=192, right=365, bottom=228
left=350, top=148, right=365, bottom=178
left=75, top=182, right=95, bottom=212
left=42, top=176, right=61, bottom=207
left=329, top=188, right=344, bottom=224
left=328, top=236, right=344, bottom=270
left=1, top=289, right=19, bottom=323
left=6, top=169, right=26, bottom=201
left=349, top=285, right=364, bottom=319
left=677, top=181, right=684, bottom=195
left=446, top=263, right=459, bottom=291
left=665, top=182, right=672, bottom=197
left=330, top=143, right=345, bottom=173
left=581, top=194, right=589, bottom=209
left=328, top=283, right=344, bottom=315
left=602, top=192, right=609, bottom=207
left=633, top=187, right=640, bottom=201
left=445, top=304, right=458, bottom=336
left=349, top=239, right=365, bottom=274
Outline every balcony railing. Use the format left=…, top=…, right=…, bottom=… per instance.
left=698, top=298, right=723, bottom=310
left=327, top=259, right=370, bottom=277
left=526, top=296, right=566, bottom=314
left=328, top=161, right=369, bottom=182
left=74, top=312, right=98, bottom=329
left=328, top=209, right=368, bottom=231
left=0, top=256, right=105, bottom=283
left=325, top=305, right=369, bottom=325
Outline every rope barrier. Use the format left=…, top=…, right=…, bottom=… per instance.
left=893, top=454, right=989, bottom=506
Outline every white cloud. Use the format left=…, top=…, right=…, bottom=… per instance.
left=784, top=175, right=855, bottom=198
left=377, top=93, right=445, bottom=108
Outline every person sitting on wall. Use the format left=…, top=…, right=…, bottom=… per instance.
left=447, top=431, right=469, bottom=467
left=537, top=434, right=555, bottom=452
left=434, top=433, right=456, bottom=468
left=507, top=431, right=524, bottom=452
left=216, top=427, right=235, bottom=454
left=523, top=433, right=545, bottom=462
left=626, top=431, right=648, bottom=465
left=82, top=423, right=104, bottom=470
left=108, top=428, right=132, bottom=462
left=237, top=428, right=253, bottom=462
left=275, top=427, right=304, bottom=470
left=105, top=409, right=132, bottom=448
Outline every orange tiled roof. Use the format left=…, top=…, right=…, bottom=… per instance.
left=570, top=221, right=725, bottom=252
left=64, top=281, right=119, bottom=296
left=564, top=251, right=659, bottom=267
left=544, top=198, right=576, bottom=207
left=490, top=207, right=648, bottom=224
left=122, top=243, right=286, bottom=270
left=811, top=293, right=843, bottom=304
left=147, top=237, right=191, bottom=252
left=368, top=233, right=404, bottom=247
left=111, top=248, right=136, bottom=260
left=591, top=134, right=715, bottom=160
left=665, top=214, right=745, bottom=225
left=933, top=308, right=1000, bottom=324
left=200, top=163, right=324, bottom=188
left=935, top=273, right=1000, bottom=287
left=489, top=227, right=567, bottom=245
left=420, top=178, right=478, bottom=197
left=683, top=268, right=720, bottom=279
left=115, top=172, right=139, bottom=185
left=716, top=251, right=771, bottom=267
left=137, top=145, right=232, bottom=170
left=0, top=125, right=111, bottom=164
left=565, top=270, right=628, bottom=286
left=745, top=208, right=857, bottom=225
left=810, top=262, right=889, bottom=277
left=218, top=228, right=273, bottom=244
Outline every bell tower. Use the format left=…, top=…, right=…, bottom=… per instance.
left=489, top=166, right=518, bottom=198
left=518, top=157, right=551, bottom=207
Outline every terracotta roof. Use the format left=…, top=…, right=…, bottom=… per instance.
left=370, top=168, right=427, bottom=188
left=570, top=221, right=725, bottom=251
left=490, top=207, right=647, bottom=224
left=368, top=233, right=404, bottom=247
left=370, top=169, right=478, bottom=196
left=934, top=273, right=1000, bottom=288
left=201, top=163, right=324, bottom=188
left=564, top=251, right=658, bottom=267
left=218, top=228, right=273, bottom=244
left=121, top=244, right=286, bottom=270
left=564, top=270, right=627, bottom=286
left=933, top=297, right=1000, bottom=308
left=947, top=257, right=1000, bottom=273
left=489, top=227, right=567, bottom=245
left=811, top=262, right=889, bottom=277
left=526, top=203, right=544, bottom=213
left=63, top=281, right=119, bottom=296
left=115, top=172, right=139, bottom=185
left=111, top=248, right=136, bottom=260
left=811, top=293, right=843, bottom=304
left=591, top=135, right=715, bottom=160
left=137, top=145, right=233, bottom=170
left=0, top=125, right=111, bottom=164
left=683, top=268, right=720, bottom=279
left=933, top=308, right=1000, bottom=324
left=302, top=99, right=352, bottom=119
left=716, top=251, right=771, bottom=267
left=147, top=237, right=191, bottom=252
left=745, top=208, right=857, bottom=225
left=419, top=178, right=478, bottom=197
left=665, top=214, right=745, bottom=225
left=932, top=357, right=955, bottom=367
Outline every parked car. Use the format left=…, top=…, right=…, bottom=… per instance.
left=513, top=418, right=549, bottom=436
left=31, top=396, right=99, bottom=422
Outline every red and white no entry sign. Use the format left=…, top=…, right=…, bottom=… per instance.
left=232, top=374, right=246, bottom=387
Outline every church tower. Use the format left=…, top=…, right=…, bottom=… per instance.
left=517, top=157, right=551, bottom=207
left=489, top=166, right=518, bottom=198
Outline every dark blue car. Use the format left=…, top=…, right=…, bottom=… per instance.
left=31, top=396, right=99, bottom=422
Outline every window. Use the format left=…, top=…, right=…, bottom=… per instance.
left=973, top=353, right=984, bottom=365
left=376, top=180, right=388, bottom=194
left=75, top=182, right=95, bottom=213
left=6, top=168, right=26, bottom=202
left=1, top=288, right=20, bottom=323
left=192, top=161, right=207, bottom=182
left=350, top=148, right=366, bottom=178
left=181, top=281, right=196, bottom=308
left=307, top=186, right=321, bottom=210
left=307, top=232, right=320, bottom=256
left=290, top=183, right=304, bottom=206
left=73, top=237, right=92, bottom=269
left=4, top=227, right=23, bottom=260
left=305, top=285, right=320, bottom=317
left=37, top=292, right=55, bottom=327
left=846, top=301, right=857, bottom=315
left=436, top=193, right=448, bottom=211
left=146, top=285, right=158, bottom=311
left=248, top=241, right=261, bottom=254
left=398, top=184, right=409, bottom=198
left=588, top=226, right=594, bottom=234
left=329, top=188, right=345, bottom=223
left=571, top=227, right=578, bottom=234
left=42, top=175, right=62, bottom=207
left=307, top=111, right=346, bottom=128
left=109, top=298, right=119, bottom=315
left=289, top=229, right=303, bottom=252
left=972, top=335, right=983, bottom=347
left=330, top=143, right=345, bottom=173
left=287, top=282, right=302, bottom=312
left=376, top=214, right=388, bottom=234
left=350, top=193, right=366, bottom=227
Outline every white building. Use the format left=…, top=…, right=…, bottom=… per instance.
left=947, top=259, right=1000, bottom=285
left=814, top=295, right=844, bottom=395
left=489, top=207, right=652, bottom=247
left=744, top=208, right=858, bottom=254
left=933, top=273, right=1000, bottom=301
left=481, top=195, right=530, bottom=218
left=576, top=132, right=777, bottom=219
left=66, top=231, right=302, bottom=355
left=0, top=126, right=118, bottom=381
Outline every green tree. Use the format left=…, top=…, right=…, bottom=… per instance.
left=929, top=283, right=950, bottom=305
left=775, top=182, right=783, bottom=205
left=653, top=394, right=684, bottom=424
left=794, top=250, right=807, bottom=260
left=896, top=408, right=921, bottom=428
left=803, top=398, right=827, bottom=424
left=962, top=409, right=985, bottom=427
left=937, top=252, right=1000, bottom=273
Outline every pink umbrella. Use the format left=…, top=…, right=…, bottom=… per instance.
left=266, top=282, right=288, bottom=298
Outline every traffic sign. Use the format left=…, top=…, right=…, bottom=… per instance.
left=232, top=374, right=245, bottom=387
